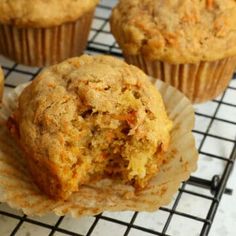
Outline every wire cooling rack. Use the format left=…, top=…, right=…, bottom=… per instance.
left=0, top=1, right=236, bottom=235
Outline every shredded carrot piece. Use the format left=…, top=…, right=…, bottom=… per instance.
left=114, top=110, right=137, bottom=125
left=206, top=0, right=214, bottom=9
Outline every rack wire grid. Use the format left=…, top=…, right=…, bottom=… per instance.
left=0, top=1, right=236, bottom=236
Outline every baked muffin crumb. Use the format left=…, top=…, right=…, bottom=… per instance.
left=8, top=55, right=172, bottom=200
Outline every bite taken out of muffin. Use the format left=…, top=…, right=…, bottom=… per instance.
left=7, top=55, right=173, bottom=200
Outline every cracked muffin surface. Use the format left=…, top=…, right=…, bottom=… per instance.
left=110, top=0, right=236, bottom=63
left=0, top=0, right=99, bottom=27
left=8, top=55, right=172, bottom=200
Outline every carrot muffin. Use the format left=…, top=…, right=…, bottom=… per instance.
left=0, top=0, right=99, bottom=67
left=0, top=66, right=3, bottom=104
left=110, top=0, right=236, bottom=103
left=7, top=55, right=173, bottom=200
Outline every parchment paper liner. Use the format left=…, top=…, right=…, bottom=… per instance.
left=0, top=10, right=94, bottom=67
left=0, top=80, right=198, bottom=217
left=125, top=54, right=236, bottom=103
left=0, top=66, right=3, bottom=105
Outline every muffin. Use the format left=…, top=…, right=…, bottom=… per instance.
left=0, top=0, right=99, bottom=67
left=0, top=70, right=197, bottom=216
left=7, top=55, right=173, bottom=200
left=110, top=0, right=236, bottom=103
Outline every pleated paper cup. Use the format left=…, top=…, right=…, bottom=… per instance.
left=0, top=66, right=3, bottom=105
left=0, top=10, right=94, bottom=67
left=125, top=54, right=236, bottom=103
left=0, top=80, right=198, bottom=217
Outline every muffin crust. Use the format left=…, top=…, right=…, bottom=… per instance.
left=0, top=0, right=99, bottom=27
left=110, top=0, right=236, bottom=63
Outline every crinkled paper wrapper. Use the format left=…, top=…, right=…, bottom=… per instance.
left=0, top=80, right=198, bottom=218
left=125, top=54, right=236, bottom=104
left=0, top=10, right=94, bottom=67
left=0, top=66, right=3, bottom=105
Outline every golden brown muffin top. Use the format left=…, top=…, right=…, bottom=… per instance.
left=14, top=55, right=172, bottom=199
left=110, top=0, right=236, bottom=63
left=0, top=0, right=99, bottom=27
left=0, top=66, right=4, bottom=104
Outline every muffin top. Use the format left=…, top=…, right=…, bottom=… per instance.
left=111, top=0, right=236, bottom=63
left=0, top=0, right=99, bottom=27
left=12, top=55, right=172, bottom=199
left=0, top=67, right=3, bottom=104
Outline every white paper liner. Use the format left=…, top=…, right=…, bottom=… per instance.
left=0, top=80, right=198, bottom=217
